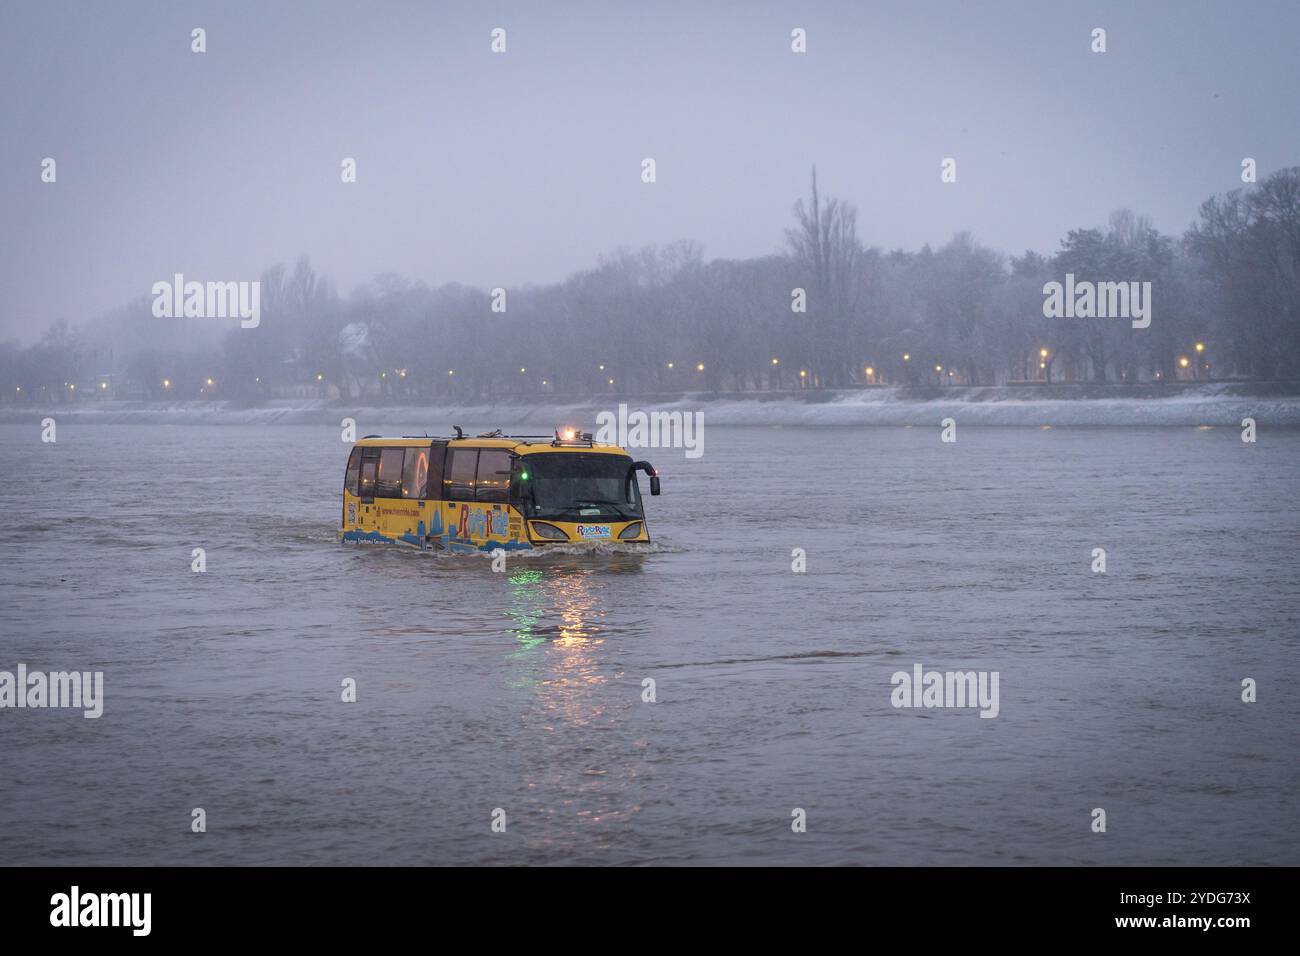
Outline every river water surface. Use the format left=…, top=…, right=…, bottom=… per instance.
left=1, top=422, right=1296, bottom=865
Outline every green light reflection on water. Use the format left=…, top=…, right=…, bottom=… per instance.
left=506, top=568, right=546, bottom=660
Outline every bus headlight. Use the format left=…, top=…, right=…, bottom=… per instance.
left=530, top=521, right=568, bottom=540
left=618, top=522, right=643, bottom=540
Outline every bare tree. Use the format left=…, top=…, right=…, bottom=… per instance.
left=785, top=167, right=864, bottom=387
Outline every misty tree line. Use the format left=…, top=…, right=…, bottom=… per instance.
left=4, top=166, right=1298, bottom=403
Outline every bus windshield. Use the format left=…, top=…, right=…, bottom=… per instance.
left=517, top=453, right=643, bottom=521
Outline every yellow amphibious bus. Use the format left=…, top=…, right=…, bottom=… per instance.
left=339, top=427, right=660, bottom=552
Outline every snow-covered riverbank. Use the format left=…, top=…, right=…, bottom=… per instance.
left=6, top=382, right=1300, bottom=427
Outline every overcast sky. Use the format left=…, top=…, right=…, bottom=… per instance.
left=1, top=0, right=1297, bottom=343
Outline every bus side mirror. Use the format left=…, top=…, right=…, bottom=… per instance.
left=632, top=461, right=660, bottom=496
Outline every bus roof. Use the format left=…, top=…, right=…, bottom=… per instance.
left=354, top=435, right=631, bottom=457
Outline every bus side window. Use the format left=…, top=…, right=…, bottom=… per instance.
left=344, top=447, right=361, bottom=495
left=402, top=446, right=430, bottom=499
left=475, top=449, right=512, bottom=503
left=443, top=449, right=477, bottom=501
left=359, top=451, right=379, bottom=503
left=376, top=448, right=405, bottom=498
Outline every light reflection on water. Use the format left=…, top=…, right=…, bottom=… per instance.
left=506, top=569, right=546, bottom=657
left=552, top=570, right=603, bottom=648
left=504, top=566, right=615, bottom=720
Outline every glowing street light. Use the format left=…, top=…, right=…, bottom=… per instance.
left=771, top=358, right=779, bottom=365
left=799, top=369, right=807, bottom=379
left=935, top=364, right=943, bottom=373
left=447, top=369, right=454, bottom=376
left=163, top=379, right=172, bottom=389
left=316, top=373, right=323, bottom=381
left=1179, top=356, right=1190, bottom=369
left=598, top=364, right=605, bottom=371
left=206, top=378, right=214, bottom=386
left=865, top=366, right=874, bottom=377
left=666, top=362, right=674, bottom=369
left=1195, top=342, right=1205, bottom=353
left=519, top=367, right=526, bottom=373
left=1040, top=348, right=1049, bottom=358
left=608, top=378, right=615, bottom=385
left=903, top=353, right=910, bottom=361
left=99, top=382, right=108, bottom=390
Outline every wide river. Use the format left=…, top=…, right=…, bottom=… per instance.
left=1, top=422, right=1296, bottom=865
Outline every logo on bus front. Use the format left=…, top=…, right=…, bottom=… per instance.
left=575, top=524, right=611, bottom=539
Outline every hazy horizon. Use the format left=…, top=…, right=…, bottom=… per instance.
left=3, top=0, right=1298, bottom=343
